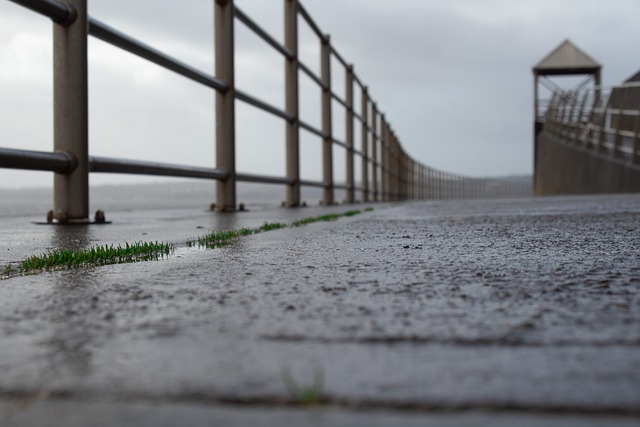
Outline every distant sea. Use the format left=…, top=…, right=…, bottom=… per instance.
left=0, top=176, right=533, bottom=219
left=0, top=181, right=330, bottom=219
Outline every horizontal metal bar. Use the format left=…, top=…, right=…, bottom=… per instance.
left=330, top=45, right=349, bottom=69
left=236, top=173, right=294, bottom=185
left=606, top=108, right=640, bottom=116
left=89, top=156, right=229, bottom=180
left=333, top=183, right=349, bottom=190
left=8, top=0, right=75, bottom=25
left=299, top=120, right=329, bottom=139
left=88, top=18, right=229, bottom=92
left=297, top=3, right=324, bottom=39
left=331, top=92, right=349, bottom=110
left=616, top=130, right=637, bottom=138
left=332, top=138, right=348, bottom=149
left=299, top=179, right=328, bottom=188
left=234, top=6, right=294, bottom=60
left=299, top=62, right=327, bottom=90
left=235, top=90, right=294, bottom=122
left=0, top=147, right=75, bottom=173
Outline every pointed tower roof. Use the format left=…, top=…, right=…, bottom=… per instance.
left=624, top=70, right=640, bottom=83
left=533, top=39, right=601, bottom=75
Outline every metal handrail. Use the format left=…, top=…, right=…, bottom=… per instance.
left=0, top=147, right=76, bottom=173
left=543, top=82, right=640, bottom=165
left=235, top=90, right=294, bottom=123
left=89, top=18, right=228, bottom=92
left=234, top=6, right=294, bottom=60
left=89, top=156, right=229, bottom=181
left=8, top=0, right=74, bottom=25
left=0, top=0, right=529, bottom=221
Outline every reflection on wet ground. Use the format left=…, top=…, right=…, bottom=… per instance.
left=0, top=194, right=639, bottom=424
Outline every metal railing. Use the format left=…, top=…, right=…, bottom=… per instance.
left=543, top=81, right=640, bottom=165
left=1, top=0, right=524, bottom=222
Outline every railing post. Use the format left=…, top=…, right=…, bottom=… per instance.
left=392, top=130, right=398, bottom=200
left=574, top=91, right=589, bottom=144
left=371, top=103, right=378, bottom=202
left=380, top=116, right=388, bottom=201
left=284, top=0, right=300, bottom=207
left=634, top=111, right=640, bottom=165
left=345, top=65, right=354, bottom=204
left=361, top=87, right=369, bottom=202
left=320, top=35, right=333, bottom=205
left=214, top=0, right=236, bottom=211
left=420, top=163, right=427, bottom=200
left=386, top=123, right=391, bottom=201
left=565, top=92, right=578, bottom=139
left=613, top=87, right=631, bottom=159
left=409, top=157, right=414, bottom=200
left=53, top=0, right=89, bottom=222
left=387, top=128, right=393, bottom=200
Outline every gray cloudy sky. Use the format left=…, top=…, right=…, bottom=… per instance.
left=0, top=0, right=638, bottom=188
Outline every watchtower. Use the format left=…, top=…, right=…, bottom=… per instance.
left=533, top=40, right=601, bottom=188
left=533, top=39, right=601, bottom=134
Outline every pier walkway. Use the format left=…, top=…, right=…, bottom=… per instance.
left=1, top=194, right=639, bottom=426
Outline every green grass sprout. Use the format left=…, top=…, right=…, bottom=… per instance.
left=19, top=241, right=174, bottom=274
left=259, top=221, right=287, bottom=232
left=342, top=209, right=362, bottom=217
left=2, top=263, right=12, bottom=279
left=187, top=229, right=243, bottom=249
left=282, top=367, right=324, bottom=406
left=6, top=205, right=376, bottom=279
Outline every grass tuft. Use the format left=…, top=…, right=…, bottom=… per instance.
left=188, top=230, right=241, bottom=249
left=282, top=367, right=324, bottom=406
left=259, top=221, right=287, bottom=232
left=2, top=263, right=11, bottom=279
left=19, top=241, right=174, bottom=274
left=6, top=205, right=376, bottom=278
left=342, top=209, right=362, bottom=217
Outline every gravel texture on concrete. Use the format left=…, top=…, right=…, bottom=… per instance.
left=1, top=194, right=639, bottom=425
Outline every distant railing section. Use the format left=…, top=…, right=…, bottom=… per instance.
left=1, top=0, right=527, bottom=223
left=543, top=81, right=640, bottom=165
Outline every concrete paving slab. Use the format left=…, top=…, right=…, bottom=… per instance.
left=2, top=399, right=639, bottom=427
left=1, top=194, right=639, bottom=424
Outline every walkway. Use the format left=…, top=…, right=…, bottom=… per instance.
left=1, top=194, right=639, bottom=426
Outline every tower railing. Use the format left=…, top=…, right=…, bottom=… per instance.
left=543, top=81, right=640, bottom=165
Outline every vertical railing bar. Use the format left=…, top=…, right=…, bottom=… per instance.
left=361, top=87, right=369, bottom=202
left=371, top=103, right=378, bottom=202
left=613, top=86, right=631, bottom=159
left=53, top=0, right=88, bottom=223
left=284, top=0, right=300, bottom=207
left=345, top=65, right=355, bottom=204
left=320, top=34, right=333, bottom=205
left=214, top=0, right=236, bottom=211
left=633, top=110, right=640, bottom=165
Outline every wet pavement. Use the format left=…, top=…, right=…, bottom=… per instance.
left=1, top=194, right=639, bottom=426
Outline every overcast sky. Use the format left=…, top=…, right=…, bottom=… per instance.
left=0, top=0, right=638, bottom=189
